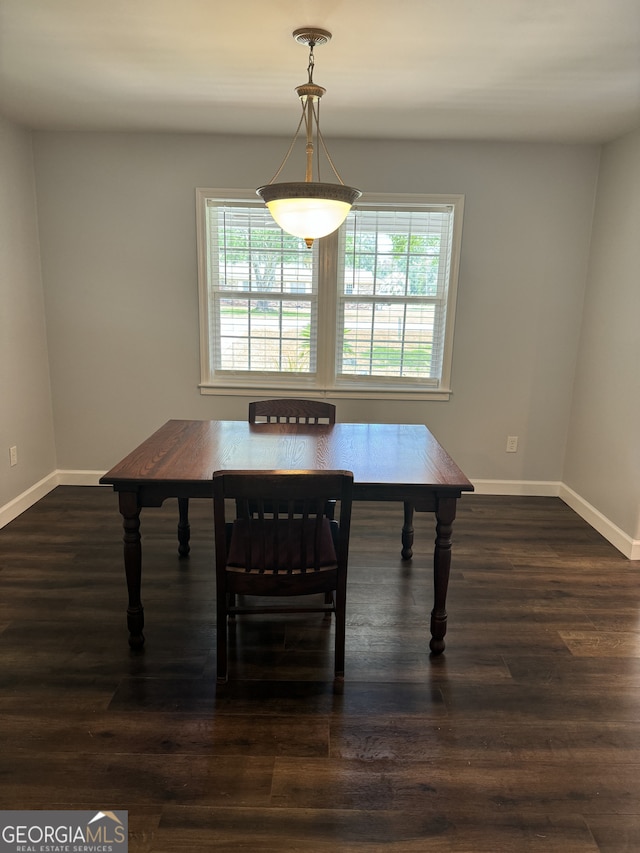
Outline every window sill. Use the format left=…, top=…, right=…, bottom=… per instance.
left=199, top=383, right=452, bottom=402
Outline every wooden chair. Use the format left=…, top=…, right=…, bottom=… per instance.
left=248, top=398, right=337, bottom=608
left=248, top=398, right=336, bottom=425
left=213, top=469, right=353, bottom=683
left=248, top=398, right=337, bottom=521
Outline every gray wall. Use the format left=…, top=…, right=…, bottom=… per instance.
left=564, top=127, right=640, bottom=540
left=3, top=116, right=638, bottom=550
left=0, top=115, right=55, bottom=508
left=32, top=132, right=598, bottom=485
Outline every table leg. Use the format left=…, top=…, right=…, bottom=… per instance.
left=429, top=496, right=457, bottom=655
left=119, top=491, right=145, bottom=648
left=401, top=501, right=414, bottom=560
left=177, top=497, right=190, bottom=556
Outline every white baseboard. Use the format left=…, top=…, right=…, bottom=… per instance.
left=58, top=470, right=106, bottom=486
left=558, top=483, right=640, bottom=561
left=0, top=472, right=60, bottom=528
left=470, top=478, right=640, bottom=560
left=469, top=479, right=562, bottom=497
left=0, top=470, right=106, bottom=529
left=2, top=471, right=639, bottom=561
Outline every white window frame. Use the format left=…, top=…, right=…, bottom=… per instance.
left=196, top=188, right=464, bottom=401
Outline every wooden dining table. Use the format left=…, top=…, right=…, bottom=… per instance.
left=100, top=419, right=474, bottom=653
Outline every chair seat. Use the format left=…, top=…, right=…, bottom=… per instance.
left=227, top=517, right=337, bottom=573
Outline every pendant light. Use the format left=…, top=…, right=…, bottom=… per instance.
left=257, top=27, right=361, bottom=248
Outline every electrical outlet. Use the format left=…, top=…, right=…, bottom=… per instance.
left=506, top=435, right=518, bottom=453
left=9, top=445, right=18, bottom=467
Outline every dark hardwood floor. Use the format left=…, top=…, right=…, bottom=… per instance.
left=1, top=486, right=640, bottom=851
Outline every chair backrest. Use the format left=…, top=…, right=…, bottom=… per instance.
left=213, top=470, right=352, bottom=580
left=248, top=399, right=336, bottom=425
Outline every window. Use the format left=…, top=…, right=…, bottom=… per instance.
left=196, top=189, right=464, bottom=400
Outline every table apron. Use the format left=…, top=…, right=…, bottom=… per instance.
left=108, top=482, right=467, bottom=510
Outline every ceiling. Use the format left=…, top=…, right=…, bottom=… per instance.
left=1, top=0, right=639, bottom=144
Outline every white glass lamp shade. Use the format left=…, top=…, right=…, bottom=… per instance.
left=267, top=196, right=351, bottom=240
left=257, top=182, right=361, bottom=242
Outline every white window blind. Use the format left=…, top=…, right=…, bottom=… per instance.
left=207, top=201, right=318, bottom=376
left=337, top=207, right=455, bottom=387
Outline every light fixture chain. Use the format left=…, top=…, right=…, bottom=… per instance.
left=307, top=43, right=315, bottom=83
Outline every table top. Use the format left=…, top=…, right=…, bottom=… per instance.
left=100, top=419, right=474, bottom=496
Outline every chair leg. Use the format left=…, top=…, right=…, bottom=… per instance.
left=334, top=581, right=347, bottom=680
left=216, top=593, right=228, bottom=683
